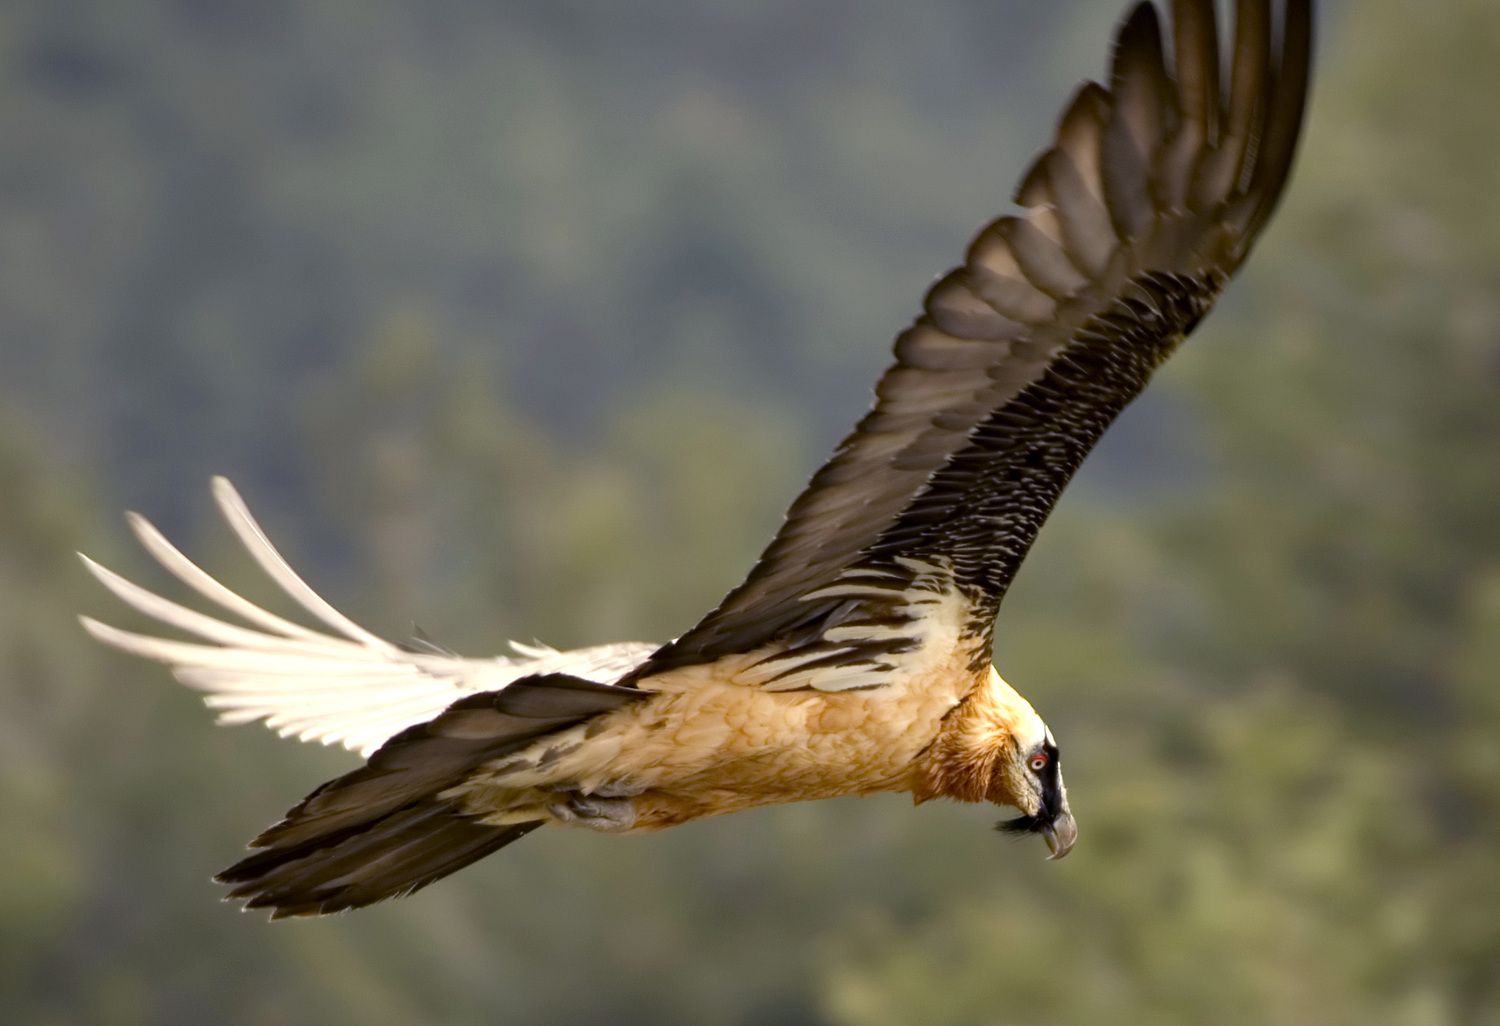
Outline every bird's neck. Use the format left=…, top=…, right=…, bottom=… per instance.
left=911, top=667, right=1033, bottom=806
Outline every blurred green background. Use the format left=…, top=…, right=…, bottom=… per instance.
left=4, top=0, right=1498, bottom=1023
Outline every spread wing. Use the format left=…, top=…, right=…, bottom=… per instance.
left=642, top=0, right=1312, bottom=685
left=81, top=477, right=656, bottom=757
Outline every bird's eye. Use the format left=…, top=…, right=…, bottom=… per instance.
left=1028, top=752, right=1049, bottom=773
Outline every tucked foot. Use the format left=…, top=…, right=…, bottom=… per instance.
left=589, top=779, right=646, bottom=799
left=547, top=791, right=638, bottom=832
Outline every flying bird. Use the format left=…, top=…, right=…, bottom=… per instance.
left=82, top=0, right=1313, bottom=917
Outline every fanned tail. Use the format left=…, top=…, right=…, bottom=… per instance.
left=79, top=476, right=655, bottom=756
left=79, top=478, right=657, bottom=915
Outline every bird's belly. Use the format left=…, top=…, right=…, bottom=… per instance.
left=452, top=642, right=985, bottom=830
left=601, top=657, right=980, bottom=828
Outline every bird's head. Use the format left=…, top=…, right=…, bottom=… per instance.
left=916, top=667, right=1076, bottom=859
left=993, top=712, right=1076, bottom=860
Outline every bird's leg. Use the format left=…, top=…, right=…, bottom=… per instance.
left=544, top=781, right=643, bottom=832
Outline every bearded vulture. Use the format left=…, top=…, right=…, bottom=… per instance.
left=82, top=0, right=1313, bottom=917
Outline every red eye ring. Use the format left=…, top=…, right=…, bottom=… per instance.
left=1028, top=752, right=1049, bottom=772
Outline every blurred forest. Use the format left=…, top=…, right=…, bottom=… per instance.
left=3, top=0, right=1498, bottom=1023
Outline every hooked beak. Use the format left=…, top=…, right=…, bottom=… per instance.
left=1040, top=810, right=1077, bottom=860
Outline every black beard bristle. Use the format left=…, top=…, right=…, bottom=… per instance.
left=997, top=814, right=1044, bottom=835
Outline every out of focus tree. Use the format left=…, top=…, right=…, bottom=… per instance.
left=3, top=0, right=1497, bottom=1024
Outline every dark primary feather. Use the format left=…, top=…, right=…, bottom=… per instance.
left=864, top=268, right=1222, bottom=601
left=217, top=673, right=644, bottom=917
left=641, top=0, right=1313, bottom=677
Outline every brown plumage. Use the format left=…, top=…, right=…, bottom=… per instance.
left=82, top=0, right=1313, bottom=917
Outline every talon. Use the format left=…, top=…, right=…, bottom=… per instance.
left=546, top=801, right=578, bottom=823
left=591, top=779, right=646, bottom=799
left=546, top=791, right=637, bottom=832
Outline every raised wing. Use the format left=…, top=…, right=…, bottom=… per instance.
left=81, top=477, right=655, bottom=757
left=643, top=0, right=1312, bottom=683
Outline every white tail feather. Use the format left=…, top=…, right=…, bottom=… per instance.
left=124, top=511, right=330, bottom=643
left=210, top=477, right=397, bottom=653
left=83, top=479, right=656, bottom=757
